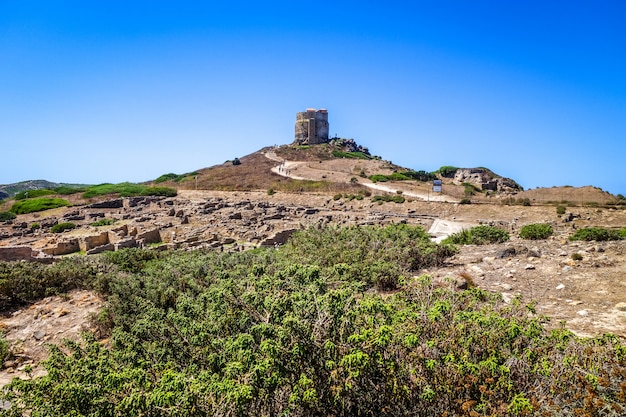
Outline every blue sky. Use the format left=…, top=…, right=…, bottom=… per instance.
left=2, top=1, right=625, bottom=195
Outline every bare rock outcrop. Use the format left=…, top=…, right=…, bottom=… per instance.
left=453, top=168, right=522, bottom=192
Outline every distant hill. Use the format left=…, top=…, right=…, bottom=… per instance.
left=0, top=180, right=88, bottom=199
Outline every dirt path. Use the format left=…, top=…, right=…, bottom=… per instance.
left=264, top=151, right=457, bottom=203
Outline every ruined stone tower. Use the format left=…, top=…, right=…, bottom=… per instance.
left=294, top=108, right=329, bottom=145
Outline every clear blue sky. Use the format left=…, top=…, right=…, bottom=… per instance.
left=2, top=1, right=625, bottom=195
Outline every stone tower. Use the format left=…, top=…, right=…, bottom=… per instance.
left=294, top=108, right=329, bottom=145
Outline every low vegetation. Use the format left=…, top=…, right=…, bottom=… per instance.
left=519, top=223, right=554, bottom=240
left=1, top=224, right=625, bottom=416
left=0, top=211, right=17, bottom=221
left=443, top=225, right=510, bottom=245
left=154, top=172, right=199, bottom=183
left=369, top=170, right=436, bottom=183
left=82, top=183, right=177, bottom=198
left=331, top=150, right=371, bottom=160
left=90, top=218, right=116, bottom=227
left=569, top=227, right=624, bottom=242
left=14, top=189, right=54, bottom=200
left=372, top=194, right=405, bottom=204
left=9, top=198, right=70, bottom=214
left=50, top=222, right=76, bottom=233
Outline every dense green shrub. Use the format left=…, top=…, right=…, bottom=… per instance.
left=403, top=170, right=436, bottom=182
left=82, top=183, right=177, bottom=198
left=14, top=189, right=54, bottom=200
left=0, top=333, right=9, bottom=365
left=443, top=225, right=510, bottom=245
left=519, top=223, right=554, bottom=240
left=620, top=227, right=626, bottom=238
left=332, top=150, right=371, bottom=159
left=2, top=227, right=626, bottom=416
left=435, top=165, right=458, bottom=177
left=462, top=182, right=480, bottom=196
left=50, top=222, right=76, bottom=233
left=368, top=174, right=388, bottom=183
left=0, top=257, right=101, bottom=310
left=91, top=218, right=116, bottom=227
left=9, top=198, right=70, bottom=214
left=569, top=227, right=623, bottom=241
left=372, top=194, right=405, bottom=203
left=154, top=172, right=197, bottom=183
left=53, top=186, right=87, bottom=195
left=556, top=205, right=566, bottom=215
left=0, top=211, right=17, bottom=221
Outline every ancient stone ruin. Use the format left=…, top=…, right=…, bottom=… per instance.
left=294, top=108, right=329, bottom=145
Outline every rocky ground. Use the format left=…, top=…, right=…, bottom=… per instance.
left=0, top=150, right=625, bottom=385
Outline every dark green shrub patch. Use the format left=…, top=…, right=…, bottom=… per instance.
left=14, top=189, right=54, bottom=200
left=53, top=186, right=87, bottom=195
left=443, top=225, right=510, bottom=245
left=9, top=198, right=70, bottom=214
left=50, top=222, right=76, bottom=233
left=569, top=227, right=623, bottom=241
left=154, top=172, right=198, bottom=183
left=82, top=183, right=177, bottom=198
left=519, top=223, right=553, bottom=240
left=91, top=218, right=116, bottom=227
left=435, top=165, right=458, bottom=177
left=332, top=150, right=371, bottom=159
left=2, top=225, right=626, bottom=416
left=368, top=174, right=389, bottom=183
left=0, top=257, right=100, bottom=310
left=0, top=211, right=17, bottom=221
left=556, top=205, right=566, bottom=215
left=372, top=194, right=405, bottom=203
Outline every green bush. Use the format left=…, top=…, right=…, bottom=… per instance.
left=0, top=257, right=99, bottom=310
left=620, top=227, right=626, bottom=238
left=443, top=225, right=510, bottom=245
left=53, top=186, right=87, bottom=195
left=403, top=170, right=436, bottom=182
left=14, top=189, right=54, bottom=200
left=0, top=333, right=9, bottom=365
left=388, top=172, right=410, bottom=181
left=459, top=198, right=471, bottom=205
left=0, top=211, right=17, bottom=221
left=9, top=198, right=70, bottom=214
left=462, top=182, right=479, bottom=196
left=267, top=188, right=275, bottom=196
left=3, top=226, right=625, bottom=416
left=519, top=223, right=553, bottom=240
left=435, top=165, right=458, bottom=177
left=556, top=205, right=566, bottom=215
left=332, top=150, right=371, bottom=159
left=50, top=222, right=76, bottom=233
left=154, top=172, right=198, bottom=183
left=82, top=183, right=177, bottom=198
left=91, top=218, right=116, bottom=227
left=372, top=194, right=405, bottom=204
left=571, top=253, right=583, bottom=261
left=369, top=174, right=389, bottom=183
left=569, top=227, right=623, bottom=241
